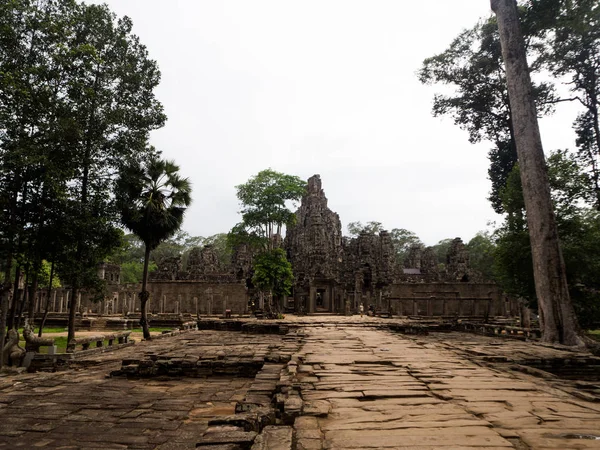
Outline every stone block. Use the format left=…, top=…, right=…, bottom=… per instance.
left=196, top=431, right=257, bottom=447
left=250, top=426, right=292, bottom=450
left=302, top=400, right=330, bottom=417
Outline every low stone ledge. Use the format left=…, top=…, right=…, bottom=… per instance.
left=112, top=356, right=265, bottom=379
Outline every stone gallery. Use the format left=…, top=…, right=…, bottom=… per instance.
left=35, top=175, right=508, bottom=319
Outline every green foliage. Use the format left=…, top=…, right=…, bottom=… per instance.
left=232, top=169, right=306, bottom=251
left=117, top=155, right=191, bottom=339
left=119, top=260, right=157, bottom=284
left=466, top=232, right=496, bottom=281
left=252, top=248, right=293, bottom=299
left=117, top=156, right=192, bottom=253
left=346, top=221, right=384, bottom=237
left=38, top=261, right=61, bottom=289
left=389, top=228, right=423, bottom=265
left=0, top=0, right=167, bottom=349
left=538, top=0, right=600, bottom=208
left=229, top=169, right=304, bottom=303
left=418, top=14, right=555, bottom=213
left=203, top=233, right=232, bottom=267
left=430, top=238, right=454, bottom=267
left=493, top=154, right=600, bottom=327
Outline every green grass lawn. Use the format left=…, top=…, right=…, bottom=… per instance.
left=16, top=326, right=177, bottom=353
left=18, top=326, right=67, bottom=335
left=588, top=330, right=600, bottom=341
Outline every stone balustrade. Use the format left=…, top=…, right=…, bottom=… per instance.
left=66, top=331, right=131, bottom=353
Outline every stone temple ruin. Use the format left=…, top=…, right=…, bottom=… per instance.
left=36, top=174, right=511, bottom=319
left=284, top=175, right=503, bottom=315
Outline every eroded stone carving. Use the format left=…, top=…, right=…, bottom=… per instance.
left=151, top=256, right=181, bottom=281
left=186, top=245, right=222, bottom=278
left=446, top=237, right=475, bottom=282
left=23, top=325, right=55, bottom=353
left=2, top=329, right=25, bottom=367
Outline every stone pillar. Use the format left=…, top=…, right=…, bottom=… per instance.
left=309, top=286, right=316, bottom=314
left=77, top=292, right=82, bottom=313
left=194, top=296, right=198, bottom=315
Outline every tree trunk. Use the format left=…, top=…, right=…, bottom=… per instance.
left=27, top=270, right=39, bottom=328
left=15, top=270, right=29, bottom=330
left=39, top=261, right=55, bottom=337
left=8, top=265, right=21, bottom=330
left=0, top=267, right=12, bottom=370
left=140, top=244, right=151, bottom=340
left=67, top=285, right=78, bottom=344
left=492, top=0, right=585, bottom=346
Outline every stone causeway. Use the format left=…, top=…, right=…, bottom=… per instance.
left=1, top=316, right=600, bottom=449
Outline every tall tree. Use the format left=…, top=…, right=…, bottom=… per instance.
left=117, top=156, right=191, bottom=339
left=543, top=0, right=600, bottom=207
left=229, top=169, right=305, bottom=310
left=59, top=3, right=165, bottom=343
left=0, top=0, right=166, bottom=345
left=418, top=14, right=555, bottom=213
left=492, top=0, right=585, bottom=346
left=494, top=154, right=600, bottom=329
left=232, top=169, right=306, bottom=251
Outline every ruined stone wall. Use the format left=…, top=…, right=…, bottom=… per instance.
left=36, top=280, right=248, bottom=316
left=389, top=282, right=505, bottom=317
left=147, top=281, right=247, bottom=315
left=340, top=231, right=395, bottom=293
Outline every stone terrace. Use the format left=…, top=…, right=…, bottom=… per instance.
left=1, top=321, right=600, bottom=449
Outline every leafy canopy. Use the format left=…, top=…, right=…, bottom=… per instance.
left=117, top=156, right=192, bottom=251
left=252, top=248, right=294, bottom=299
left=231, top=169, right=305, bottom=250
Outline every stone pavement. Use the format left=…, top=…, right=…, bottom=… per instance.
left=294, top=326, right=600, bottom=449
left=1, top=323, right=600, bottom=449
left=0, top=330, right=289, bottom=449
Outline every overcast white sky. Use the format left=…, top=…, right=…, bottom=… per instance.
left=89, top=1, right=580, bottom=246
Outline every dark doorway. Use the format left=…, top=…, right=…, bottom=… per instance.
left=316, top=289, right=325, bottom=308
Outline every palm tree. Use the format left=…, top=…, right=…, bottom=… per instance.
left=117, top=156, right=191, bottom=339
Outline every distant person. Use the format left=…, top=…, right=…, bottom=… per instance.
left=359, top=303, right=364, bottom=317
